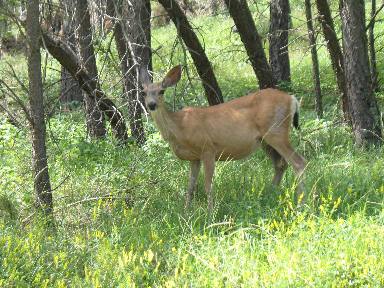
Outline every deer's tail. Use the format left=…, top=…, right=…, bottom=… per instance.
left=291, top=96, right=300, bottom=130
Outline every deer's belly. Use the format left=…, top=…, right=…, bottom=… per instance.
left=169, top=136, right=261, bottom=161
left=170, top=142, right=201, bottom=161
left=215, top=140, right=261, bottom=160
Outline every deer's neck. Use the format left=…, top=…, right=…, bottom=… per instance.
left=150, top=100, right=178, bottom=141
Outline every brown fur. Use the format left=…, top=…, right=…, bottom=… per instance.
left=142, top=66, right=306, bottom=213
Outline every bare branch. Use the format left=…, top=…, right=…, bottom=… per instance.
left=0, top=79, right=32, bottom=124
left=0, top=101, right=23, bottom=128
left=366, top=3, right=384, bottom=31
left=6, top=62, right=29, bottom=94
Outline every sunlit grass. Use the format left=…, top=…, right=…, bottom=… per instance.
left=1, top=3, right=384, bottom=286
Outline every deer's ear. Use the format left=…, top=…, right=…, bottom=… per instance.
left=162, top=65, right=182, bottom=88
left=139, top=66, right=151, bottom=85
left=141, top=83, right=148, bottom=93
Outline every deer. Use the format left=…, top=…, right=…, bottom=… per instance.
left=141, top=65, right=306, bottom=214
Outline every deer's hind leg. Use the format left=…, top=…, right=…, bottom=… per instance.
left=263, top=144, right=288, bottom=186
left=264, top=134, right=306, bottom=202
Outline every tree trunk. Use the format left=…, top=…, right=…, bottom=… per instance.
left=42, top=31, right=129, bottom=143
left=369, top=0, right=379, bottom=92
left=76, top=0, right=106, bottom=138
left=130, top=0, right=152, bottom=74
left=26, top=0, right=53, bottom=214
left=210, top=0, right=220, bottom=15
left=158, top=0, right=223, bottom=105
left=269, top=0, right=291, bottom=84
left=60, top=5, right=83, bottom=108
left=305, top=0, right=322, bottom=118
left=114, top=24, right=146, bottom=145
left=60, top=63, right=83, bottom=108
left=0, top=0, right=7, bottom=47
left=340, top=0, right=382, bottom=146
left=107, top=0, right=147, bottom=145
left=315, top=0, right=349, bottom=121
left=126, top=0, right=150, bottom=144
left=224, top=0, right=274, bottom=89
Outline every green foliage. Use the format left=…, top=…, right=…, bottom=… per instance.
left=1, top=3, right=384, bottom=287
left=1, top=107, right=384, bottom=287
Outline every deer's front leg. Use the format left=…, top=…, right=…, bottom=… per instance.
left=185, top=160, right=201, bottom=210
left=203, top=155, right=215, bottom=215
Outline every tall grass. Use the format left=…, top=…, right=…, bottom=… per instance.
left=1, top=4, right=384, bottom=287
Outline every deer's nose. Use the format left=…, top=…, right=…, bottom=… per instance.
left=148, top=102, right=157, bottom=111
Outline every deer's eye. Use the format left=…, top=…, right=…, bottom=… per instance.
left=159, top=89, right=165, bottom=95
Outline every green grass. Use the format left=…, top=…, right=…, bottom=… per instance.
left=1, top=4, right=384, bottom=287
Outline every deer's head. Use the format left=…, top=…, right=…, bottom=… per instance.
left=141, top=65, right=182, bottom=111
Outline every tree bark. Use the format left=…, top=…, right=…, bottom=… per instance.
left=107, top=0, right=147, bottom=145
left=315, top=0, right=349, bottom=121
left=210, top=0, right=220, bottom=15
left=369, top=0, right=379, bottom=92
left=224, top=0, right=274, bottom=89
left=114, top=24, right=146, bottom=145
left=0, top=0, right=7, bottom=49
left=60, top=3, right=83, bottom=108
left=158, top=0, right=223, bottom=105
left=340, top=0, right=382, bottom=146
left=42, top=31, right=129, bottom=143
left=125, top=0, right=150, bottom=144
left=26, top=0, right=53, bottom=214
left=130, top=0, right=152, bottom=74
left=305, top=0, right=322, bottom=118
left=269, top=0, right=291, bottom=84
left=76, top=0, right=106, bottom=138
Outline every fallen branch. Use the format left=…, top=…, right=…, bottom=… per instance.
left=40, top=31, right=129, bottom=143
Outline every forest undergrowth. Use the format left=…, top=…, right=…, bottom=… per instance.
left=1, top=3, right=384, bottom=287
